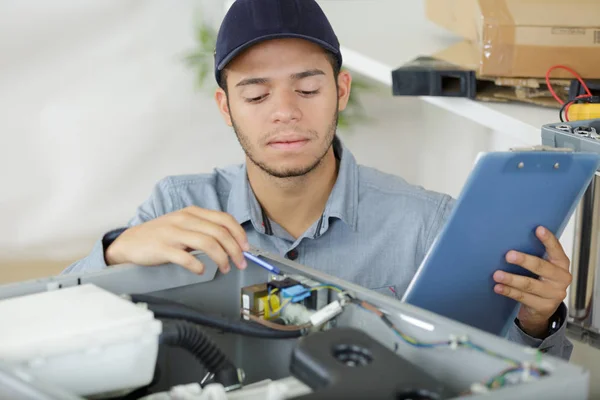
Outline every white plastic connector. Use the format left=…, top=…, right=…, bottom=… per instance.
left=242, top=294, right=250, bottom=320
left=309, top=301, right=342, bottom=326
left=469, top=383, right=489, bottom=394
left=337, top=292, right=352, bottom=306
left=280, top=303, right=315, bottom=326
left=521, top=362, right=532, bottom=382
left=523, top=347, right=538, bottom=355
left=169, top=382, right=203, bottom=399
left=449, top=335, right=459, bottom=350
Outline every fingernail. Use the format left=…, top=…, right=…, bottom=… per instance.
left=507, top=251, right=518, bottom=262
left=243, top=242, right=250, bottom=251
left=538, top=226, right=547, bottom=237
left=495, top=271, right=505, bottom=281
left=223, top=265, right=230, bottom=273
left=240, top=260, right=247, bottom=270
left=494, top=285, right=504, bottom=294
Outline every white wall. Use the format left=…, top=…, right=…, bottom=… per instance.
left=0, top=0, right=598, bottom=397
left=0, top=0, right=241, bottom=260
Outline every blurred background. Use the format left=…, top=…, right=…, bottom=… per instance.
left=0, top=0, right=493, bottom=279
left=1, top=0, right=600, bottom=394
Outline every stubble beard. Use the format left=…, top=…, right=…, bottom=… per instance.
left=231, top=111, right=338, bottom=179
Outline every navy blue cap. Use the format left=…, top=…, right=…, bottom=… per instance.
left=215, top=0, right=342, bottom=83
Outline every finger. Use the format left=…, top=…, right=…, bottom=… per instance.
left=536, top=226, right=570, bottom=270
left=174, top=217, right=247, bottom=270
left=182, top=207, right=249, bottom=251
left=176, top=230, right=232, bottom=274
left=494, top=284, right=555, bottom=314
left=164, top=247, right=205, bottom=274
left=493, top=271, right=566, bottom=300
left=506, top=250, right=572, bottom=284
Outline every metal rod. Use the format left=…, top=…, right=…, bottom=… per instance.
left=570, top=174, right=600, bottom=320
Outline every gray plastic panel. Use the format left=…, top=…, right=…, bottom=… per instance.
left=542, top=119, right=600, bottom=154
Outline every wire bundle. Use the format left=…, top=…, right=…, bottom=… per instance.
left=248, top=284, right=345, bottom=331
left=353, top=298, right=547, bottom=391
left=266, top=284, right=344, bottom=316
left=545, top=64, right=595, bottom=122
left=130, top=293, right=305, bottom=339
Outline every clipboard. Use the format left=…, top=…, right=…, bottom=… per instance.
left=401, top=149, right=600, bottom=336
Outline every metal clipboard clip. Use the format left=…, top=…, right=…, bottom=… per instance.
left=509, top=145, right=574, bottom=152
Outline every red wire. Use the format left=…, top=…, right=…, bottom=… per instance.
left=545, top=64, right=592, bottom=106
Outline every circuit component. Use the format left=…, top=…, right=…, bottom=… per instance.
left=287, top=275, right=328, bottom=310
left=241, top=283, right=268, bottom=320
left=241, top=282, right=283, bottom=321
left=257, top=293, right=280, bottom=320
left=242, top=276, right=346, bottom=328
left=267, top=277, right=300, bottom=291
left=280, top=303, right=315, bottom=326
left=282, top=285, right=312, bottom=303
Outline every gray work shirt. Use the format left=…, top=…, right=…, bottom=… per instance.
left=63, top=137, right=572, bottom=360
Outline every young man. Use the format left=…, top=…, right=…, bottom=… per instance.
left=64, top=0, right=573, bottom=359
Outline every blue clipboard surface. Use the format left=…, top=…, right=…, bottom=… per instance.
left=401, top=150, right=600, bottom=336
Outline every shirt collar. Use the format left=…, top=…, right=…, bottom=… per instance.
left=226, top=135, right=359, bottom=233
left=321, top=136, right=359, bottom=231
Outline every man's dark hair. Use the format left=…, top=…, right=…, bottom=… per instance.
left=218, top=51, right=341, bottom=93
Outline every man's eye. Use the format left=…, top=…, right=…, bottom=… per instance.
left=245, top=94, right=268, bottom=103
left=298, top=90, right=319, bottom=96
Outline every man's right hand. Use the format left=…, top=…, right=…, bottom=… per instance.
left=104, top=206, right=250, bottom=275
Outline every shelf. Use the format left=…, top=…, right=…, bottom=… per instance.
left=320, top=0, right=558, bottom=146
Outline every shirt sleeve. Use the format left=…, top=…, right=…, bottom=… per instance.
left=61, top=178, right=176, bottom=274
left=421, top=194, right=455, bottom=259
left=506, top=302, right=573, bottom=361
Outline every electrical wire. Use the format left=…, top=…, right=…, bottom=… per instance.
left=353, top=298, right=548, bottom=390
left=485, top=365, right=544, bottom=390
left=129, top=293, right=303, bottom=339
left=560, top=94, right=595, bottom=123
left=160, top=320, right=241, bottom=389
left=545, top=65, right=594, bottom=122
left=356, top=300, right=451, bottom=349
left=242, top=311, right=311, bottom=331
left=545, top=65, right=592, bottom=105
left=268, top=284, right=344, bottom=315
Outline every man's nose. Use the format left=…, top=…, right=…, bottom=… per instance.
left=271, top=90, right=302, bottom=124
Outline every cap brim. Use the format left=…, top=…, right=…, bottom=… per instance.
left=217, top=33, right=340, bottom=71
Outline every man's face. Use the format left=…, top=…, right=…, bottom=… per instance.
left=215, top=38, right=352, bottom=178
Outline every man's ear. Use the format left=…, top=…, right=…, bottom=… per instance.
left=336, top=70, right=353, bottom=112
left=215, top=88, right=232, bottom=127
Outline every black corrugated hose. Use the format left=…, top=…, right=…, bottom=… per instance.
left=160, top=319, right=242, bottom=391
left=129, top=293, right=304, bottom=339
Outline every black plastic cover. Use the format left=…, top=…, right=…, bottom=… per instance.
left=392, top=56, right=477, bottom=99
left=289, top=327, right=453, bottom=399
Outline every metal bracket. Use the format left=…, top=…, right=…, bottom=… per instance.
left=509, top=145, right=574, bottom=153
left=566, top=322, right=600, bottom=349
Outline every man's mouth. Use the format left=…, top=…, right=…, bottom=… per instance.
left=267, top=136, right=310, bottom=150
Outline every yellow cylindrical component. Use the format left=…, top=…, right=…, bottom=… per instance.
left=568, top=103, right=600, bottom=121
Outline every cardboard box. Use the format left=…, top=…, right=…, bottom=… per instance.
left=425, top=0, right=600, bottom=79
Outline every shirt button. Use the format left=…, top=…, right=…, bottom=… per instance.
left=286, top=249, right=299, bottom=260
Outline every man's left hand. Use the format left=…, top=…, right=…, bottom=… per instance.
left=492, top=226, right=572, bottom=339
